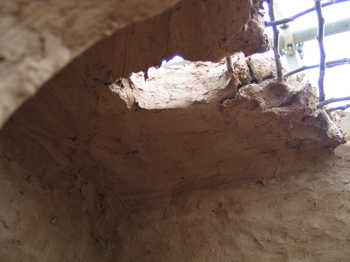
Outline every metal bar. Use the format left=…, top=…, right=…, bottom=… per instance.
left=315, top=0, right=326, bottom=102
left=266, top=0, right=350, bottom=109
left=265, top=0, right=350, bottom=27
left=327, top=104, right=350, bottom=111
left=319, top=96, right=350, bottom=107
left=268, top=0, right=283, bottom=79
left=284, top=58, right=350, bottom=78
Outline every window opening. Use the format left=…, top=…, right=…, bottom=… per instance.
left=265, top=0, right=350, bottom=111
left=161, top=54, right=191, bottom=68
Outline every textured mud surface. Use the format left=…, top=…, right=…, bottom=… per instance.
left=0, top=51, right=348, bottom=261
left=2, top=53, right=344, bottom=196
left=0, top=0, right=266, bottom=127
left=1, top=1, right=349, bottom=258
left=117, top=146, right=350, bottom=262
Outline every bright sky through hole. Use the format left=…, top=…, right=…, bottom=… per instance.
left=264, top=0, right=350, bottom=110
left=161, top=55, right=184, bottom=66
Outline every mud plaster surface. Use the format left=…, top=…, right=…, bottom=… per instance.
left=0, top=0, right=266, bottom=127
left=117, top=147, right=350, bottom=262
left=0, top=0, right=183, bottom=127
left=0, top=51, right=349, bottom=261
left=2, top=0, right=349, bottom=260
left=1, top=141, right=350, bottom=262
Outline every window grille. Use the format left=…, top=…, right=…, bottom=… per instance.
left=266, top=0, right=350, bottom=111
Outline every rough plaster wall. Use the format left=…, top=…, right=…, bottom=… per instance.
left=0, top=52, right=348, bottom=261
left=117, top=145, right=350, bottom=262
left=1, top=140, right=350, bottom=262
left=0, top=0, right=266, bottom=127
left=65, top=0, right=266, bottom=90
left=0, top=159, right=106, bottom=261
left=1, top=143, right=350, bottom=262
left=0, top=0, right=182, bottom=127
left=1, top=54, right=343, bottom=196
left=1, top=0, right=349, bottom=260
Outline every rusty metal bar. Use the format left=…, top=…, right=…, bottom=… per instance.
left=267, top=0, right=283, bottom=80
left=283, top=58, right=350, bottom=78
left=327, top=104, right=350, bottom=111
left=315, top=0, right=326, bottom=102
left=265, top=0, right=350, bottom=27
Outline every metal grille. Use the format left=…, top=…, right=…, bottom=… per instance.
left=266, top=0, right=350, bottom=111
